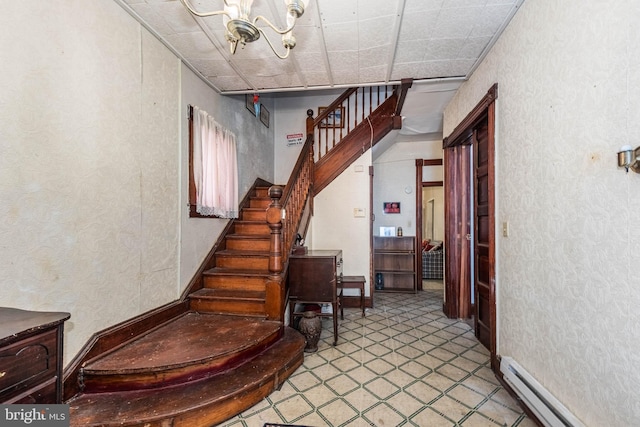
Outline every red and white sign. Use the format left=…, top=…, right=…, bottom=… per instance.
left=286, top=133, right=304, bottom=146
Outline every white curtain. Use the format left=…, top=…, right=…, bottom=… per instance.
left=192, top=106, right=238, bottom=218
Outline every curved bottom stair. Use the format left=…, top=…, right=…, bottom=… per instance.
left=67, top=312, right=305, bottom=427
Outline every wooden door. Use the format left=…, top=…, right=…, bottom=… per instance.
left=474, top=121, right=491, bottom=350
left=443, top=84, right=497, bottom=371
left=443, top=145, right=472, bottom=319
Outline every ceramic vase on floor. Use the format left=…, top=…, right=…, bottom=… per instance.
left=298, top=311, right=321, bottom=352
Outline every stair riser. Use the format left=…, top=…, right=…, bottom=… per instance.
left=254, top=187, right=270, bottom=198
left=203, top=275, right=267, bottom=292
left=225, top=238, right=270, bottom=251
left=233, top=223, right=270, bottom=235
left=248, top=199, right=270, bottom=208
left=240, top=210, right=267, bottom=221
left=190, top=298, right=265, bottom=316
left=170, top=352, right=304, bottom=427
left=216, top=257, right=269, bottom=270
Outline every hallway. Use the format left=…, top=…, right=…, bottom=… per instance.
left=219, top=285, right=534, bottom=426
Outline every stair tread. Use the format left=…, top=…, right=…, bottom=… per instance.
left=225, top=234, right=269, bottom=240
left=191, top=288, right=266, bottom=300
left=216, top=249, right=270, bottom=257
left=68, top=328, right=305, bottom=427
left=84, top=312, right=278, bottom=373
left=203, top=267, right=271, bottom=276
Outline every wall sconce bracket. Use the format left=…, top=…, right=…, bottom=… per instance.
left=618, top=145, right=640, bottom=173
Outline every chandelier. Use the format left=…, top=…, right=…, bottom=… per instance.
left=179, top=0, right=308, bottom=59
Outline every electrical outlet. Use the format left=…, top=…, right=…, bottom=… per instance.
left=502, top=221, right=509, bottom=237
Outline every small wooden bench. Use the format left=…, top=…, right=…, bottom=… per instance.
left=339, top=275, right=366, bottom=319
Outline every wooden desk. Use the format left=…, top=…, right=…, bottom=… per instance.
left=0, top=307, right=70, bottom=404
left=288, top=250, right=343, bottom=346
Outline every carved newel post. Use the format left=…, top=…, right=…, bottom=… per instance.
left=266, top=186, right=284, bottom=274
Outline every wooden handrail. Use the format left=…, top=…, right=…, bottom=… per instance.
left=265, top=136, right=314, bottom=320
left=265, top=80, right=412, bottom=320
left=308, top=85, right=396, bottom=162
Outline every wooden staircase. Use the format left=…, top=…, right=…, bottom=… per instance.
left=190, top=186, right=273, bottom=317
left=64, top=80, right=413, bottom=426
left=66, top=186, right=304, bottom=426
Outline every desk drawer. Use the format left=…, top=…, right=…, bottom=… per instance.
left=0, top=329, right=57, bottom=400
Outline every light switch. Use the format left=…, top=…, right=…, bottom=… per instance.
left=353, top=208, right=366, bottom=218
left=354, top=165, right=364, bottom=172
left=502, top=221, right=509, bottom=237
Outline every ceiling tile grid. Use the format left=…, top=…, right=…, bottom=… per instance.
left=119, top=0, right=522, bottom=93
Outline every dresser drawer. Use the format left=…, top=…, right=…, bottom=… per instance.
left=0, top=329, right=57, bottom=400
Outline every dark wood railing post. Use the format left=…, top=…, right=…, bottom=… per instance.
left=306, top=109, right=315, bottom=138
left=267, top=185, right=284, bottom=274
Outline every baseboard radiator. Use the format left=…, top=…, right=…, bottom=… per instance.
left=500, top=357, right=585, bottom=427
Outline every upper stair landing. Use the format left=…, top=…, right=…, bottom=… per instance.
left=308, top=80, right=412, bottom=193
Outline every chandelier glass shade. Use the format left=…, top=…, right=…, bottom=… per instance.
left=179, top=0, right=308, bottom=59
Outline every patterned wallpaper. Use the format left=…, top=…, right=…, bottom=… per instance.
left=0, top=1, right=274, bottom=366
left=443, top=1, right=640, bottom=425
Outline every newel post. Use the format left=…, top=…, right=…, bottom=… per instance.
left=266, top=185, right=284, bottom=274
left=306, top=109, right=315, bottom=138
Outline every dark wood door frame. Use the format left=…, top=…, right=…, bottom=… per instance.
left=443, top=83, right=498, bottom=371
left=415, top=158, right=444, bottom=289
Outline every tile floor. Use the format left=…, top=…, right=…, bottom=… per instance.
left=219, top=282, right=536, bottom=427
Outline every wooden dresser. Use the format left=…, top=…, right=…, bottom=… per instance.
left=0, top=307, right=70, bottom=404
left=288, top=250, right=343, bottom=346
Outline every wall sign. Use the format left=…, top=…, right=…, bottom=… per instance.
left=286, top=133, right=304, bottom=146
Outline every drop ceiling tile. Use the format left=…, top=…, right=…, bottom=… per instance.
left=273, top=73, right=304, bottom=88
left=206, top=75, right=243, bottom=91
left=404, top=0, right=447, bottom=13
left=115, top=0, right=521, bottom=92
left=469, top=4, right=516, bottom=37
left=164, top=32, right=217, bottom=58
left=317, top=0, right=358, bottom=24
left=359, top=65, right=388, bottom=83
left=457, top=36, right=492, bottom=59
left=323, top=22, right=360, bottom=51
left=303, top=72, right=333, bottom=87
left=127, top=3, right=177, bottom=36
left=398, top=10, right=440, bottom=42
left=150, top=1, right=202, bottom=34
left=394, top=40, right=430, bottom=63
left=291, top=27, right=325, bottom=52
left=358, top=0, right=399, bottom=21
left=432, top=7, right=482, bottom=39
left=189, top=58, right=236, bottom=76
left=358, top=15, right=395, bottom=49
left=423, top=38, right=467, bottom=61
left=358, top=45, right=390, bottom=67
left=296, top=52, right=327, bottom=72
left=441, top=0, right=487, bottom=8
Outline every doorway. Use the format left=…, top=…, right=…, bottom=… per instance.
left=415, top=159, right=444, bottom=291
left=442, top=84, right=498, bottom=372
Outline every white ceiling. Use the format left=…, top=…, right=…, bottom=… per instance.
left=117, top=0, right=524, bottom=137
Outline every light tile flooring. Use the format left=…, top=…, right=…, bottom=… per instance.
left=219, top=282, right=535, bottom=427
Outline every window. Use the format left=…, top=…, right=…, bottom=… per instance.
left=188, top=105, right=238, bottom=218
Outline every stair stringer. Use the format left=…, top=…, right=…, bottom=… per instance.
left=313, top=91, right=403, bottom=194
